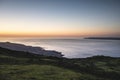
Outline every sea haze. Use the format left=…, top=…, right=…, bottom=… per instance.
left=0, top=37, right=120, bottom=58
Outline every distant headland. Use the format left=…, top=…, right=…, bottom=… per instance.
left=84, top=37, right=120, bottom=40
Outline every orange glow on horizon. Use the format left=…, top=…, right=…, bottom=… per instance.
left=0, top=31, right=119, bottom=37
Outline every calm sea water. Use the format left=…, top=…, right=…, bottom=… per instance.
left=0, top=37, right=120, bottom=58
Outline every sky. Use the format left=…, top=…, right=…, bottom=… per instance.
left=0, top=0, right=120, bottom=37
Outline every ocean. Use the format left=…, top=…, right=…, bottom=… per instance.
left=0, top=37, right=120, bottom=58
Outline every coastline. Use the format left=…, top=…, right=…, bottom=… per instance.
left=84, top=37, right=120, bottom=40
left=0, top=42, right=63, bottom=58
left=0, top=45, right=120, bottom=80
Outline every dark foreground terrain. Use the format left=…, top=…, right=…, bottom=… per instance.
left=0, top=47, right=120, bottom=80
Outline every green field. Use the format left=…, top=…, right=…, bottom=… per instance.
left=0, top=47, right=120, bottom=80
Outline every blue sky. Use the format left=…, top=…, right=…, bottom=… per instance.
left=0, top=0, right=120, bottom=37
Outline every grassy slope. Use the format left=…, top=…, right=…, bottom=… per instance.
left=0, top=47, right=120, bottom=80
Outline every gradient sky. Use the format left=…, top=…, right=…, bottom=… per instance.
left=0, top=0, right=120, bottom=37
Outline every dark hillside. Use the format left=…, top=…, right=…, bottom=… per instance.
left=0, top=47, right=120, bottom=80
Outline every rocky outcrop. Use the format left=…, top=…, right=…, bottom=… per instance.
left=0, top=42, right=63, bottom=58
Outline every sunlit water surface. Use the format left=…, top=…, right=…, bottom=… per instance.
left=0, top=37, right=120, bottom=58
